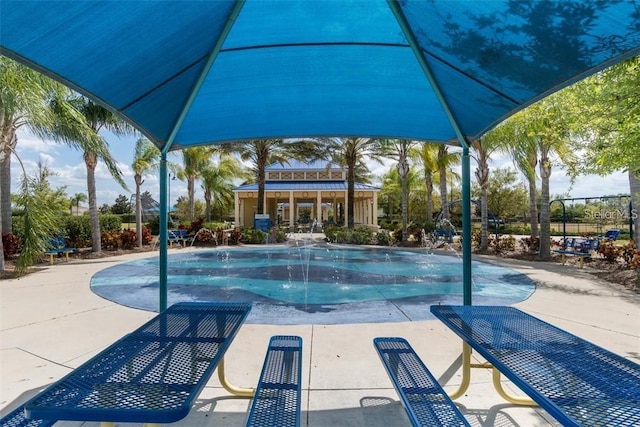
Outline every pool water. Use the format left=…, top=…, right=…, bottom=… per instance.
left=91, top=245, right=535, bottom=324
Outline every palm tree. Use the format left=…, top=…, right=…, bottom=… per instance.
left=0, top=57, right=64, bottom=237
left=69, top=193, right=88, bottom=215
left=488, top=97, right=576, bottom=260
left=471, top=138, right=499, bottom=251
left=132, top=138, right=159, bottom=247
left=436, top=145, right=461, bottom=221
left=176, top=147, right=215, bottom=220
left=323, top=137, right=388, bottom=229
left=48, top=95, right=132, bottom=252
left=219, top=139, right=319, bottom=216
left=410, top=143, right=439, bottom=224
left=485, top=118, right=540, bottom=239
left=387, top=139, right=416, bottom=242
left=200, top=155, right=248, bottom=221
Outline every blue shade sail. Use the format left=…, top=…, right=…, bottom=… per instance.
left=2, top=0, right=638, bottom=150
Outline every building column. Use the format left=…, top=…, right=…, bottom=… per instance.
left=373, top=192, right=378, bottom=226
left=316, top=192, right=322, bottom=223
left=289, top=191, right=295, bottom=232
left=234, top=193, right=240, bottom=228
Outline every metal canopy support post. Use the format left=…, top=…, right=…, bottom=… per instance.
left=159, top=153, right=169, bottom=312
left=157, top=1, right=246, bottom=312
left=389, top=0, right=473, bottom=304
left=461, top=147, right=472, bottom=305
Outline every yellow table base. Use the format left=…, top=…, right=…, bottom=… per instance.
left=448, top=343, right=536, bottom=406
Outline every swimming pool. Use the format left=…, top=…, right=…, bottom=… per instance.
left=90, top=245, right=535, bottom=324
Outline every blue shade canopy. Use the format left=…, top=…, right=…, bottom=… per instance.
left=2, top=0, right=639, bottom=151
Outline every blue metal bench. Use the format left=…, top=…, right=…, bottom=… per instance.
left=373, top=337, right=470, bottom=427
left=246, top=335, right=303, bottom=427
left=0, top=405, right=55, bottom=427
left=168, top=229, right=189, bottom=247
left=43, top=236, right=75, bottom=265
left=603, top=228, right=620, bottom=241
left=431, top=305, right=640, bottom=427
left=553, top=237, right=599, bottom=268
left=21, top=302, right=251, bottom=425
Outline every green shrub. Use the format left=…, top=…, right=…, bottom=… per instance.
left=100, top=214, right=122, bottom=232
left=241, top=228, right=268, bottom=244
left=325, top=226, right=373, bottom=245
left=376, top=230, right=391, bottom=246
left=64, top=216, right=92, bottom=247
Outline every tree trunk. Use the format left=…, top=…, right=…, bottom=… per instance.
left=397, top=155, right=409, bottom=242
left=257, top=165, right=265, bottom=215
left=480, top=186, right=489, bottom=250
left=85, top=153, right=101, bottom=252
left=1, top=128, right=16, bottom=234
left=347, top=163, right=355, bottom=229
left=204, top=191, right=212, bottom=222
left=528, top=177, right=539, bottom=238
left=538, top=154, right=552, bottom=260
left=629, top=169, right=640, bottom=248
left=188, top=176, right=195, bottom=220
left=438, top=146, right=449, bottom=220
left=474, top=149, right=489, bottom=251
left=135, top=174, right=143, bottom=248
left=425, top=172, right=434, bottom=223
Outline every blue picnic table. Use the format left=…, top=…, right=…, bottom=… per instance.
left=22, top=302, right=252, bottom=425
left=431, top=305, right=640, bottom=427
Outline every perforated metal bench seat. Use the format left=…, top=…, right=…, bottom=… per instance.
left=246, top=335, right=303, bottom=427
left=431, top=305, right=640, bottom=427
left=0, top=405, right=55, bottom=427
left=373, top=337, right=470, bottom=427
left=22, top=302, right=251, bottom=424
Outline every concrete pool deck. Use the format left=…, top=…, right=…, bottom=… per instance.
left=1, top=247, right=639, bottom=426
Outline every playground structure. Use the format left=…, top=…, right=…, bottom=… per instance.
left=550, top=195, right=634, bottom=242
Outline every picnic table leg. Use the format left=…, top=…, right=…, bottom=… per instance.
left=447, top=343, right=472, bottom=399
left=216, top=357, right=255, bottom=397
left=491, top=369, right=536, bottom=405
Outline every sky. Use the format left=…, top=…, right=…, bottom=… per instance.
left=11, top=128, right=630, bottom=210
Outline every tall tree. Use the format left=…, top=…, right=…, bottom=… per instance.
left=471, top=138, right=499, bottom=251
left=569, top=56, right=640, bottom=246
left=387, top=139, right=416, bottom=242
left=177, top=147, right=213, bottom=220
left=219, top=139, right=319, bottom=217
left=47, top=96, right=132, bottom=252
left=410, top=143, right=439, bottom=224
left=323, top=137, right=388, bottom=229
left=0, top=57, right=62, bottom=241
left=132, top=138, right=159, bottom=247
left=436, top=145, right=461, bottom=221
left=484, top=115, right=540, bottom=239
left=69, top=193, right=88, bottom=215
left=488, top=96, right=577, bottom=259
left=200, top=155, right=248, bottom=221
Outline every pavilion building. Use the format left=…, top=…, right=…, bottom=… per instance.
left=233, top=160, right=380, bottom=231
